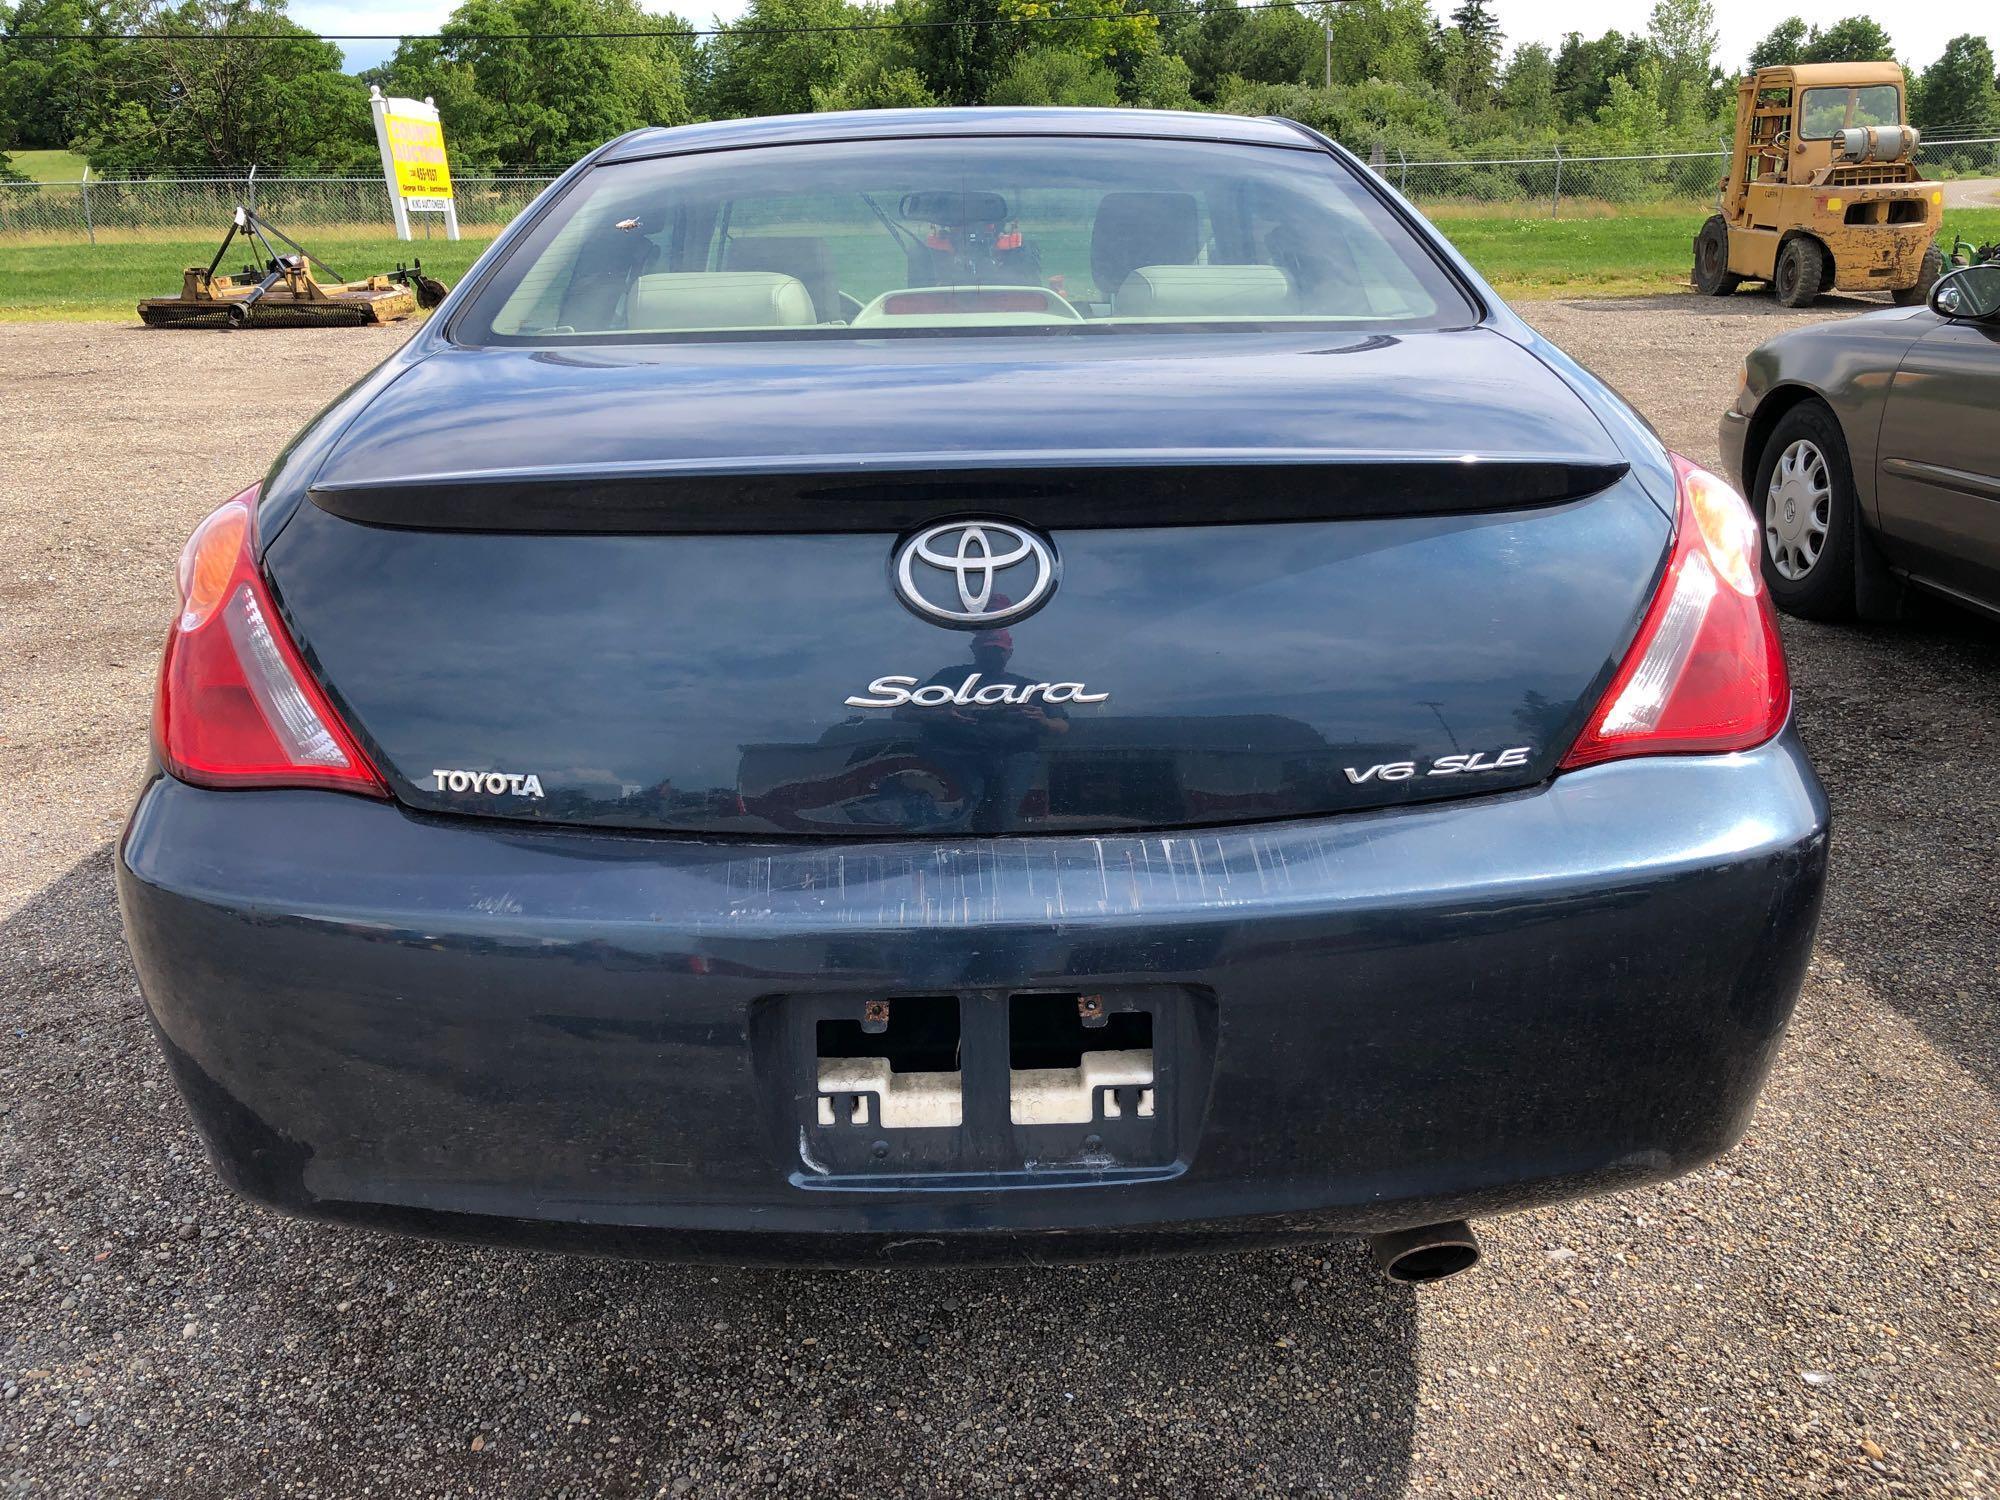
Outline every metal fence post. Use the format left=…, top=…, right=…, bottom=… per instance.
left=80, top=165, right=95, bottom=247
left=1550, top=145, right=1562, bottom=219
left=246, top=164, right=257, bottom=214
left=1397, top=147, right=1407, bottom=194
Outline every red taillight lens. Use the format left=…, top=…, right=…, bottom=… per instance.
left=1561, top=456, right=1790, bottom=770
left=154, top=488, right=387, bottom=796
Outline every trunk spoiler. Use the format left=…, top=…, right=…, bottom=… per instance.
left=308, top=452, right=1631, bottom=534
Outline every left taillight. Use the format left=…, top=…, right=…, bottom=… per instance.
left=1561, top=455, right=1791, bottom=770
left=153, top=487, right=387, bottom=797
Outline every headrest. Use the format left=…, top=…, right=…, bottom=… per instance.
left=1111, top=264, right=1298, bottom=319
left=1092, top=192, right=1200, bottom=299
left=723, top=236, right=838, bottom=319
left=626, top=271, right=818, bottom=331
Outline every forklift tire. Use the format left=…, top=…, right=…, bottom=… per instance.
left=1892, top=246, right=1946, bottom=306
left=1693, top=216, right=1742, bottom=295
left=1774, top=238, right=1825, bottom=307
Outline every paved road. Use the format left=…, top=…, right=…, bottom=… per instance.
left=1943, top=176, right=2000, bottom=209
left=2, top=304, right=1995, bottom=1498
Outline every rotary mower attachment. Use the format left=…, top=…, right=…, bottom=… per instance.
left=138, top=206, right=450, bottom=329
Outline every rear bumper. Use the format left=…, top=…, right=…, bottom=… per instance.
left=118, top=734, right=1829, bottom=1264
left=1827, top=223, right=1936, bottom=292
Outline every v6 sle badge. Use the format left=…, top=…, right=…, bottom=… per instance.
left=1345, top=746, right=1531, bottom=784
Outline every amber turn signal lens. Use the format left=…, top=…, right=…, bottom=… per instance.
left=177, top=500, right=251, bottom=632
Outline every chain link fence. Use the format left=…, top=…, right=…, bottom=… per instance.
left=1385, top=148, right=1723, bottom=213
left=1382, top=136, right=2000, bottom=214
left=0, top=169, right=562, bottom=242
left=1912, top=135, right=2000, bottom=180
left=4, top=138, right=1997, bottom=243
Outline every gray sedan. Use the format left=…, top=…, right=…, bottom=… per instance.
left=1721, top=263, right=2000, bottom=620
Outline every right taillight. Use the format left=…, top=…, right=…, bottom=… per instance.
left=1561, top=455, right=1790, bottom=770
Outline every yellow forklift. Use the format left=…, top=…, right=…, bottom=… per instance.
left=1693, top=62, right=1945, bottom=307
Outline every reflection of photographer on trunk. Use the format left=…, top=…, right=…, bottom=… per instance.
left=903, top=627, right=1072, bottom=745
left=899, top=627, right=1067, bottom=828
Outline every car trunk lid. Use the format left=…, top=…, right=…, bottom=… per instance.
left=264, top=329, right=1668, bottom=836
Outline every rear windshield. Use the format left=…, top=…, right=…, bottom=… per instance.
left=455, top=135, right=1475, bottom=345
left=1800, top=85, right=1899, bottom=138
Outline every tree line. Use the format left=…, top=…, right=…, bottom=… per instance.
left=2, top=0, right=1996, bottom=178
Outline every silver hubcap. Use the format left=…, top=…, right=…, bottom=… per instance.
left=1766, top=439, right=1831, bottom=581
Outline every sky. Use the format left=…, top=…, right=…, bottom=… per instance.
left=299, top=0, right=1996, bottom=84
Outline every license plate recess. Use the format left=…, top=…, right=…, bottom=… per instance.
left=755, top=985, right=1214, bottom=1186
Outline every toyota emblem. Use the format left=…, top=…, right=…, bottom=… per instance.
left=892, top=520, right=1059, bottom=627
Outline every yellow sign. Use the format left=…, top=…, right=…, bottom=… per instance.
left=384, top=109, right=453, bottom=202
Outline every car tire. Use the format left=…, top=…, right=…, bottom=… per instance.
left=1892, top=245, right=1946, bottom=306
left=1773, top=238, right=1826, bottom=307
left=1752, top=402, right=1856, bottom=620
left=1693, top=216, right=1742, bottom=295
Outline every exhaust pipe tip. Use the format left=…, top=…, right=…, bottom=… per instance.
left=1368, top=1221, right=1481, bottom=1284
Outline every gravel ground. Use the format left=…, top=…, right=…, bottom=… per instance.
left=2, top=302, right=1996, bottom=1499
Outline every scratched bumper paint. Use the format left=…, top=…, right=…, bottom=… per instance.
left=118, top=731, right=1828, bottom=1264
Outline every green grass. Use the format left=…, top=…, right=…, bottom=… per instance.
left=0, top=231, right=497, bottom=321
left=1436, top=207, right=1714, bottom=297
left=1935, top=208, right=2000, bottom=259
left=2, top=205, right=1999, bottom=319
left=4, top=148, right=90, bottom=182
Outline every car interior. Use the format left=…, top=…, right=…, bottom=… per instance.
left=480, top=143, right=1452, bottom=341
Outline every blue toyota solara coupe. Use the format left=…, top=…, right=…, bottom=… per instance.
left=118, top=109, right=1828, bottom=1281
